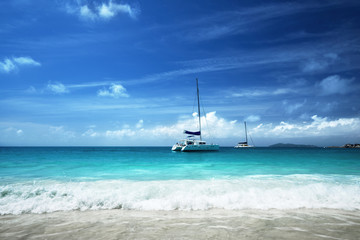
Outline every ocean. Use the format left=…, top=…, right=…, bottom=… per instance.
left=1, top=146, right=360, bottom=213
left=1, top=147, right=360, bottom=239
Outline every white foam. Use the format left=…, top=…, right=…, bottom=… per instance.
left=1, top=175, right=360, bottom=214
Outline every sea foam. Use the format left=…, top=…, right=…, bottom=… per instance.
left=1, top=175, right=360, bottom=214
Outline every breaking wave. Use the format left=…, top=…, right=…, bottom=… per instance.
left=1, top=175, right=360, bottom=214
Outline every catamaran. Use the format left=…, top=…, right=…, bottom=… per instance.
left=234, top=121, right=254, bottom=148
left=172, top=79, right=219, bottom=152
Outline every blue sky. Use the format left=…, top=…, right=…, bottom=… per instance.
left=1, top=0, right=359, bottom=146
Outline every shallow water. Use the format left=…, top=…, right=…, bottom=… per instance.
left=1, top=147, right=360, bottom=214
left=1, top=209, right=360, bottom=240
left=1, top=147, right=360, bottom=181
left=1, top=147, right=360, bottom=239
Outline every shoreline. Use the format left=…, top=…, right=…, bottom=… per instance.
left=1, top=209, right=360, bottom=239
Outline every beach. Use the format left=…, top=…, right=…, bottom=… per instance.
left=1, top=147, right=360, bottom=239
left=1, top=209, right=360, bottom=239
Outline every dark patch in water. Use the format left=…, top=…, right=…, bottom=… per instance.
left=0, top=189, right=13, bottom=198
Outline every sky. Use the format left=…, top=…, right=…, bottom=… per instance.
left=0, top=0, right=360, bottom=147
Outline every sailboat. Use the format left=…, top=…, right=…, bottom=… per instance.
left=234, top=121, right=254, bottom=148
left=172, top=79, right=219, bottom=152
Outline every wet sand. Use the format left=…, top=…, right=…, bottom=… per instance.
left=1, top=209, right=360, bottom=239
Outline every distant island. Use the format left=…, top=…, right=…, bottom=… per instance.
left=269, top=143, right=318, bottom=148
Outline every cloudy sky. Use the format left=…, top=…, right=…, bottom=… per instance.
left=1, top=0, right=359, bottom=146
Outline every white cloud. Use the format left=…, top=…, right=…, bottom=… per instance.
left=105, top=129, right=136, bottom=138
left=68, top=1, right=139, bottom=21
left=66, top=112, right=360, bottom=142
left=0, top=56, right=40, bottom=73
left=16, top=129, right=23, bottom=135
left=74, top=112, right=240, bottom=143
left=97, top=84, right=129, bottom=98
left=75, top=113, right=360, bottom=146
left=232, top=88, right=294, bottom=97
left=4, top=127, right=24, bottom=136
left=97, top=112, right=242, bottom=141
left=245, top=115, right=261, bottom=122
left=282, top=99, right=307, bottom=114
left=98, top=3, right=115, bottom=18
left=2, top=112, right=360, bottom=146
left=310, top=115, right=356, bottom=130
left=303, top=60, right=328, bottom=72
left=252, top=115, right=360, bottom=138
left=99, top=1, right=138, bottom=19
left=302, top=53, right=338, bottom=72
left=49, top=126, right=76, bottom=138
left=0, top=59, right=16, bottom=73
left=317, top=75, right=354, bottom=95
left=136, top=120, right=144, bottom=129
left=82, top=129, right=98, bottom=137
left=0, top=122, right=78, bottom=146
left=80, top=5, right=96, bottom=20
left=13, top=57, right=41, bottom=66
left=47, top=82, right=69, bottom=94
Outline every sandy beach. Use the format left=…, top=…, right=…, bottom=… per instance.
left=1, top=209, right=360, bottom=239
left=1, top=148, right=360, bottom=239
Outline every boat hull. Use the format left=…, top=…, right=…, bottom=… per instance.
left=181, top=144, right=219, bottom=152
left=234, top=145, right=254, bottom=148
left=171, top=145, right=182, bottom=151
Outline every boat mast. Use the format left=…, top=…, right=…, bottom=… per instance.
left=244, top=121, right=248, bottom=143
left=196, top=78, right=202, bottom=141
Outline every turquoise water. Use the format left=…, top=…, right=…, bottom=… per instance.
left=1, top=147, right=360, bottom=214
left=1, top=147, right=359, bottom=181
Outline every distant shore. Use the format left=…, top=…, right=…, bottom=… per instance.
left=1, top=209, right=360, bottom=240
left=326, top=143, right=360, bottom=148
left=269, top=143, right=360, bottom=148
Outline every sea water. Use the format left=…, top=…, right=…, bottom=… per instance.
left=0, top=147, right=360, bottom=214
